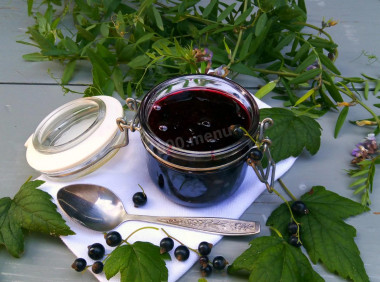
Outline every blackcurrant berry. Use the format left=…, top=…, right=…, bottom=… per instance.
left=105, top=231, right=122, bottom=247
left=200, top=264, right=213, bottom=277
left=198, top=241, right=213, bottom=256
left=291, top=201, right=309, bottom=216
left=91, top=261, right=104, bottom=274
left=71, top=258, right=87, bottom=272
left=160, top=237, right=174, bottom=254
left=230, top=125, right=244, bottom=139
left=288, top=222, right=298, bottom=234
left=212, top=256, right=228, bottom=270
left=289, top=235, right=302, bottom=247
left=199, top=255, right=209, bottom=267
left=249, top=148, right=263, bottom=161
left=174, top=245, right=190, bottom=261
left=88, top=243, right=105, bottom=260
left=133, top=192, right=147, bottom=207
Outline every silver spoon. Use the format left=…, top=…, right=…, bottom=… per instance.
left=57, top=184, right=260, bottom=236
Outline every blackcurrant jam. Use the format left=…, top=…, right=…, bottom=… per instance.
left=147, top=88, right=251, bottom=151
left=138, top=75, right=260, bottom=207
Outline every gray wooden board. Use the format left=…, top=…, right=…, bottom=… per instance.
left=1, top=0, right=380, bottom=281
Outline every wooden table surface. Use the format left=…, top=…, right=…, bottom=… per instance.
left=1, top=0, right=379, bottom=281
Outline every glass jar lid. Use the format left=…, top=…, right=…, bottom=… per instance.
left=25, top=96, right=124, bottom=178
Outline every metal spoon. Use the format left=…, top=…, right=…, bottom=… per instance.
left=57, top=184, right=260, bottom=236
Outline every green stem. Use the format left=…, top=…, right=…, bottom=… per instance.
left=125, top=226, right=159, bottom=242
left=293, top=22, right=334, bottom=42
left=269, top=226, right=283, bottom=238
left=325, top=80, right=380, bottom=127
left=272, top=187, right=300, bottom=225
left=227, top=0, right=248, bottom=68
left=278, top=178, right=297, bottom=201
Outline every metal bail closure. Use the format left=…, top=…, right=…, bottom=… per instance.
left=116, top=98, right=141, bottom=147
left=246, top=118, right=276, bottom=192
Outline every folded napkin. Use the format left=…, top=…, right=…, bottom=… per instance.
left=39, top=99, right=296, bottom=282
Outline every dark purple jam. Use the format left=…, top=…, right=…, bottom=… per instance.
left=147, top=88, right=251, bottom=151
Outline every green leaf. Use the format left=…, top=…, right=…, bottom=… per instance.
left=22, top=52, right=48, bottom=62
left=127, top=54, right=150, bottom=69
left=230, top=63, right=256, bottom=76
left=291, top=42, right=309, bottom=64
left=217, top=3, right=236, bottom=22
left=87, top=48, right=112, bottom=76
left=349, top=177, right=367, bottom=188
left=274, top=33, right=295, bottom=52
left=228, top=236, right=323, bottom=282
left=334, top=106, right=349, bottom=138
left=12, top=180, right=74, bottom=236
left=100, top=22, right=110, bottom=38
left=151, top=6, right=164, bottom=31
left=27, top=0, right=33, bottom=16
left=112, top=66, right=125, bottom=98
left=294, top=88, right=315, bottom=106
left=239, top=33, right=253, bottom=60
left=199, top=23, right=219, bottom=35
left=202, top=0, right=218, bottom=18
left=223, top=37, right=231, bottom=56
left=255, top=81, right=277, bottom=99
left=288, top=68, right=321, bottom=85
left=308, top=38, right=338, bottom=50
left=322, top=70, right=343, bottom=102
left=136, top=33, right=154, bottom=45
left=0, top=180, right=74, bottom=258
left=61, top=60, right=76, bottom=85
left=295, top=53, right=316, bottom=73
left=260, top=108, right=322, bottom=161
left=76, top=25, right=96, bottom=42
left=364, top=80, right=369, bottom=100
left=267, top=186, right=370, bottom=282
left=104, top=241, right=169, bottom=282
left=0, top=197, right=25, bottom=257
left=318, top=52, right=341, bottom=75
left=255, top=13, right=268, bottom=36
left=374, top=80, right=380, bottom=96
left=234, top=6, right=254, bottom=26
left=298, top=0, right=307, bottom=13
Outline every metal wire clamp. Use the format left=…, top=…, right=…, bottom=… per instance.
left=115, top=98, right=141, bottom=148
left=246, top=118, right=276, bottom=192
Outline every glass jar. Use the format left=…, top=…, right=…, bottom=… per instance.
left=126, top=74, right=271, bottom=207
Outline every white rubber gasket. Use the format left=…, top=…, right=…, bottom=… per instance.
left=25, top=96, right=123, bottom=174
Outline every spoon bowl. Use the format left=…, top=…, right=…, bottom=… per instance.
left=57, top=184, right=260, bottom=236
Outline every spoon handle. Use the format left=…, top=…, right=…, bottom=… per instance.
left=127, top=215, right=260, bottom=236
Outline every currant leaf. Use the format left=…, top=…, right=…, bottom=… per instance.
left=0, top=179, right=75, bottom=257
left=104, top=241, right=170, bottom=282
left=260, top=108, right=322, bottom=162
left=267, top=186, right=370, bottom=281
left=0, top=197, right=25, bottom=257
left=228, top=236, right=323, bottom=282
left=12, top=180, right=75, bottom=236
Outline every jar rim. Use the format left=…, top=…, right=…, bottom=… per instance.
left=139, top=74, right=260, bottom=162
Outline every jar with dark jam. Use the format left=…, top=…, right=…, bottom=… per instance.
left=138, top=74, right=261, bottom=207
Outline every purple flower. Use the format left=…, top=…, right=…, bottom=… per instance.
left=351, top=134, right=378, bottom=164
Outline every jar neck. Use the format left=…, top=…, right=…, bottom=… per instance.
left=138, top=74, right=260, bottom=171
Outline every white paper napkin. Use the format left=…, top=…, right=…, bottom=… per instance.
left=39, top=99, right=296, bottom=282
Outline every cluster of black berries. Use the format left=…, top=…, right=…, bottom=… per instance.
left=288, top=201, right=309, bottom=247
left=71, top=231, right=122, bottom=274
left=197, top=241, right=228, bottom=277
left=159, top=237, right=228, bottom=277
